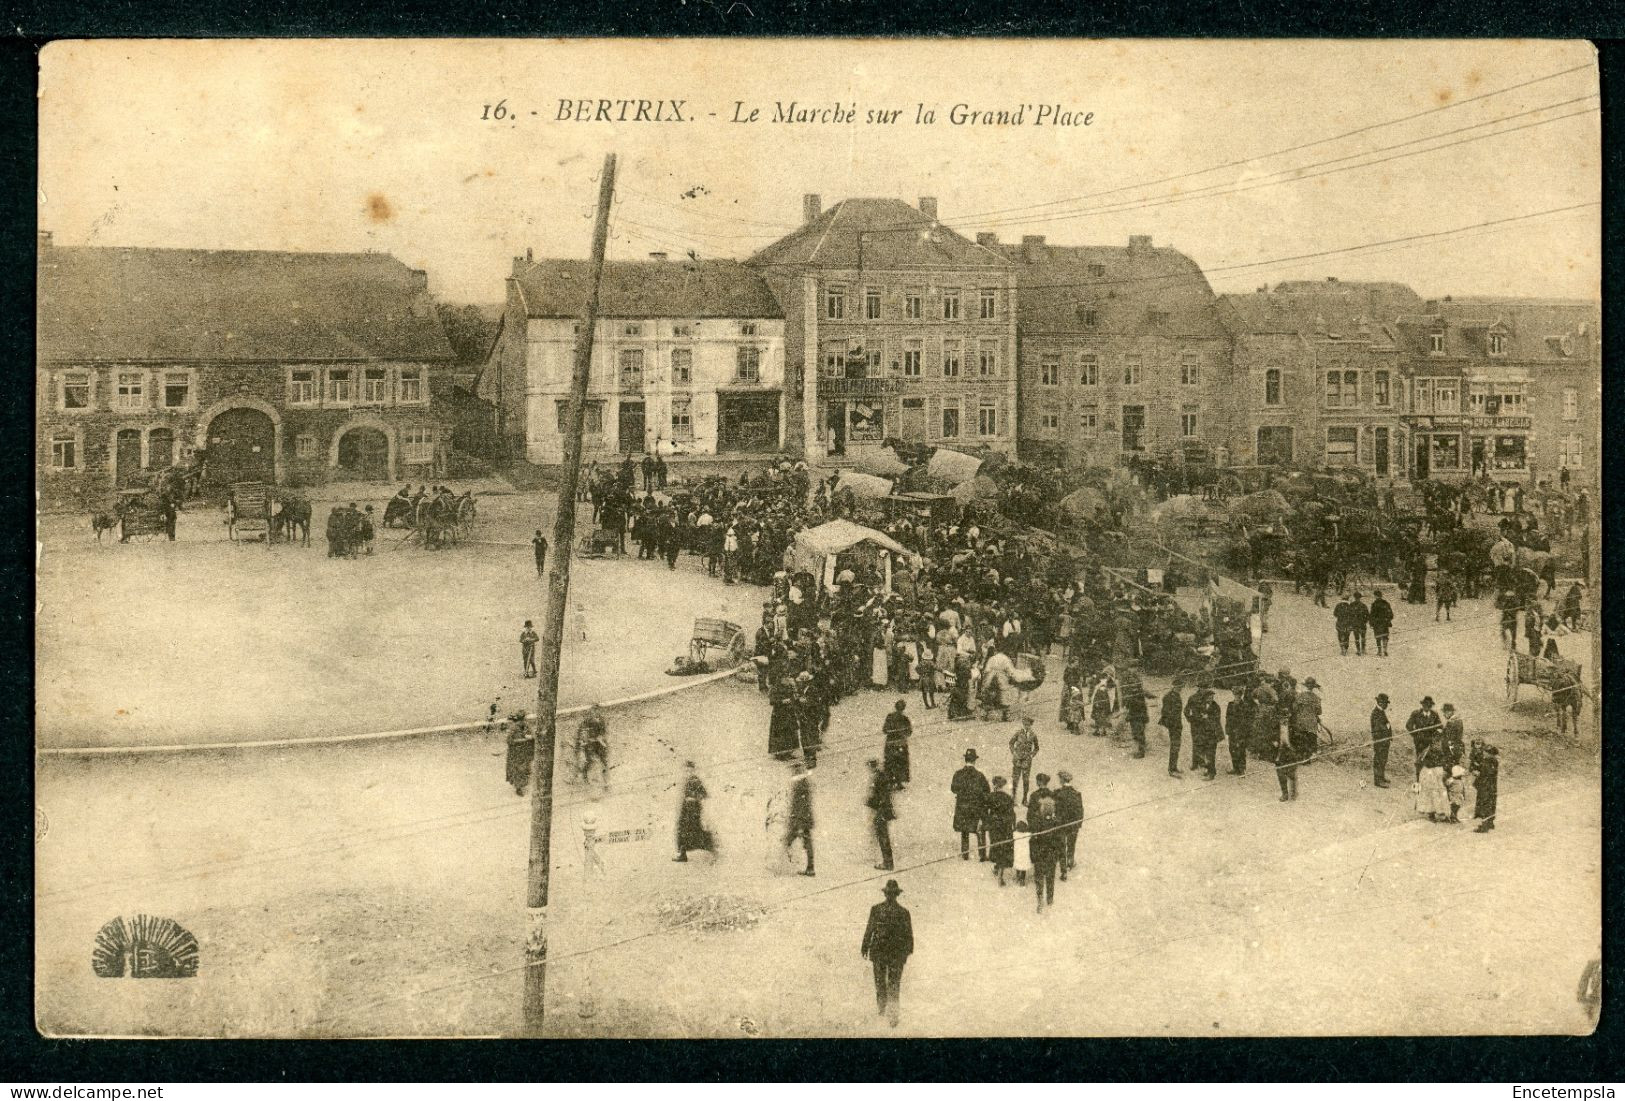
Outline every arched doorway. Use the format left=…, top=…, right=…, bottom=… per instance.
left=335, top=426, right=392, bottom=481
left=203, top=408, right=277, bottom=486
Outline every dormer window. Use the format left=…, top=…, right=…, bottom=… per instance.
left=1489, top=332, right=1506, bottom=356
left=1429, top=331, right=1445, bottom=355
left=1078, top=307, right=1098, bottom=329
left=1149, top=310, right=1170, bottom=327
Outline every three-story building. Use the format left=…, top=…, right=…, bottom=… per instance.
left=747, top=196, right=1018, bottom=460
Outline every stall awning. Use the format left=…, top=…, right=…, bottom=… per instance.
left=794, top=519, right=919, bottom=562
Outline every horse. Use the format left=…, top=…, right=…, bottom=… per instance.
left=271, top=496, right=312, bottom=547
left=91, top=509, right=120, bottom=542
left=415, top=494, right=459, bottom=549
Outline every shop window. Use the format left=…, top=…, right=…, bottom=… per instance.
left=1325, top=426, right=1358, bottom=465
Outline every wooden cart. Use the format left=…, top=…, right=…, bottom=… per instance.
left=115, top=490, right=171, bottom=542
left=689, top=618, right=747, bottom=667
left=1506, top=650, right=1582, bottom=704
left=229, top=481, right=273, bottom=544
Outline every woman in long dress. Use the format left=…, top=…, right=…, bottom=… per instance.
left=674, top=763, right=715, bottom=861
left=984, top=776, right=1017, bottom=885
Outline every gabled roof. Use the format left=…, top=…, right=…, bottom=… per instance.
left=38, top=245, right=454, bottom=364
left=999, top=239, right=1226, bottom=337
left=746, top=198, right=1010, bottom=270
left=513, top=259, right=782, bottom=319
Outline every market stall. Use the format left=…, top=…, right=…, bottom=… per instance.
left=791, top=519, right=920, bottom=595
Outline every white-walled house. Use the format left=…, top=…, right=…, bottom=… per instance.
left=479, top=255, right=787, bottom=463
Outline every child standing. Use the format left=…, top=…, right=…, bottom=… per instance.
left=1063, top=683, right=1085, bottom=735
left=1011, top=819, right=1032, bottom=887
left=1446, top=765, right=1468, bottom=824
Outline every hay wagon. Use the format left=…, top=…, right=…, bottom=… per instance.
left=228, top=481, right=273, bottom=544
left=1506, top=650, right=1582, bottom=705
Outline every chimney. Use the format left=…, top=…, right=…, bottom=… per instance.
left=803, top=193, right=822, bottom=224
left=649, top=251, right=669, bottom=262
left=1326, top=276, right=1338, bottom=284
left=1020, top=235, right=1046, bottom=262
left=526, top=248, right=534, bottom=262
left=976, top=232, right=999, bottom=246
left=919, top=196, right=938, bottom=221
left=1128, top=234, right=1152, bottom=253
left=411, top=268, right=429, bottom=290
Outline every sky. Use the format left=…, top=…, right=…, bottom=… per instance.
left=38, top=38, right=1600, bottom=305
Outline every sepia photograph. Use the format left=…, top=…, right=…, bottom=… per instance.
left=33, top=37, right=1601, bottom=1039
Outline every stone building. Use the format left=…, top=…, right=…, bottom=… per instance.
left=1218, top=279, right=1423, bottom=477
left=747, top=196, right=1018, bottom=460
left=479, top=255, right=785, bottom=463
left=37, top=238, right=455, bottom=510
left=994, top=234, right=1231, bottom=468
left=1394, top=297, right=1598, bottom=494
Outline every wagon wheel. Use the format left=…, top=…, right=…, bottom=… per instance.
left=1505, top=651, right=1520, bottom=704
left=728, top=632, right=747, bottom=666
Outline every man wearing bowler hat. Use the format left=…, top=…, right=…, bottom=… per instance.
left=950, top=748, right=991, bottom=861
left=860, top=879, right=914, bottom=1027
left=1370, top=694, right=1393, bottom=787
left=1405, top=696, right=1441, bottom=780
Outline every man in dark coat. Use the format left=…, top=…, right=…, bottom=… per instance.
left=1184, top=676, right=1223, bottom=780
left=950, top=749, right=990, bottom=861
left=1472, top=744, right=1500, bottom=832
left=1225, top=682, right=1253, bottom=776
left=1368, top=588, right=1394, bottom=656
left=1370, top=693, right=1393, bottom=788
left=1026, top=775, right=1062, bottom=912
left=784, top=761, right=815, bottom=876
left=1160, top=678, right=1185, bottom=777
left=1438, top=704, right=1466, bottom=771
left=768, top=674, right=801, bottom=760
left=1405, top=696, right=1441, bottom=779
left=1252, top=675, right=1280, bottom=764
left=1053, top=770, right=1084, bottom=881
left=866, top=759, right=896, bottom=870
left=1123, top=677, right=1150, bottom=758
left=1333, top=594, right=1354, bottom=655
left=674, top=761, right=715, bottom=861
left=1349, top=591, right=1370, bottom=655
left=860, top=880, right=914, bottom=1026
left=881, top=700, right=912, bottom=790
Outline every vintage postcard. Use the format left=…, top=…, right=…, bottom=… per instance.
left=34, top=38, right=1600, bottom=1038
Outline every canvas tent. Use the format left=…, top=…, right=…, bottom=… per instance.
left=927, top=448, right=983, bottom=487
left=835, top=471, right=895, bottom=499
left=792, top=519, right=919, bottom=594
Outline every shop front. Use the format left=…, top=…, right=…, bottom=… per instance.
left=1407, top=417, right=1465, bottom=481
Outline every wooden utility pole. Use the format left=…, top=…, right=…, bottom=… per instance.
left=522, top=152, right=617, bottom=1035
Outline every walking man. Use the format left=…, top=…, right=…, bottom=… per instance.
left=866, top=759, right=896, bottom=870
left=673, top=761, right=716, bottom=862
left=532, top=530, right=548, bottom=578
left=1160, top=677, right=1185, bottom=777
left=1009, top=716, right=1040, bottom=803
left=1369, top=588, right=1393, bottom=656
left=950, top=749, right=990, bottom=861
left=578, top=705, right=611, bottom=786
left=1370, top=693, right=1393, bottom=787
left=860, top=880, right=913, bottom=1027
left=519, top=620, right=539, bottom=679
left=1054, top=770, right=1084, bottom=881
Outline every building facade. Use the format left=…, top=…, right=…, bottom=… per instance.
left=37, top=239, right=454, bottom=510
left=998, top=234, right=1232, bottom=469
left=1219, top=280, right=1423, bottom=477
left=479, top=256, right=786, bottom=464
left=747, top=196, right=1019, bottom=460
left=1395, top=297, right=1598, bottom=494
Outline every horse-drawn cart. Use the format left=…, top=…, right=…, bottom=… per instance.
left=1506, top=649, right=1582, bottom=705
left=576, top=526, right=623, bottom=558
left=114, top=489, right=172, bottom=542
